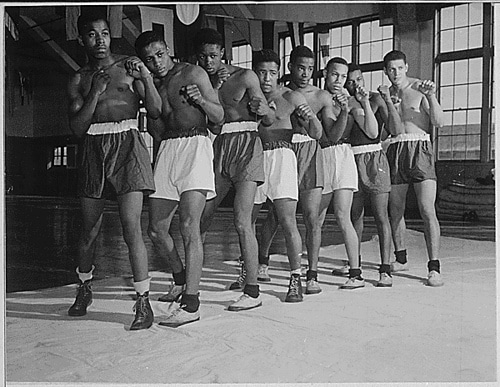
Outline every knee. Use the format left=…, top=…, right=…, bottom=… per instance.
left=179, top=217, right=200, bottom=239
left=147, top=223, right=164, bottom=244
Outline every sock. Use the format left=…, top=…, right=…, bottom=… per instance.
left=243, top=284, right=260, bottom=298
left=394, top=249, right=407, bottom=264
left=349, top=268, right=362, bottom=279
left=258, top=255, right=270, bottom=266
left=76, top=265, right=95, bottom=283
left=379, top=264, right=392, bottom=275
left=133, top=277, right=151, bottom=295
left=306, top=269, right=318, bottom=281
left=291, top=268, right=302, bottom=276
left=359, top=255, right=362, bottom=267
left=172, top=269, right=186, bottom=285
left=427, top=259, right=440, bottom=273
left=181, top=293, right=200, bottom=313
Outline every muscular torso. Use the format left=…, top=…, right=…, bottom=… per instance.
left=218, top=66, right=258, bottom=123
left=78, top=55, right=140, bottom=123
left=291, top=84, right=324, bottom=137
left=392, top=78, right=431, bottom=135
left=349, top=92, right=384, bottom=146
left=259, top=87, right=298, bottom=144
left=157, top=63, right=209, bottom=132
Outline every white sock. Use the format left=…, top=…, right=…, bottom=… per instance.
left=134, top=277, right=151, bottom=295
left=76, top=265, right=95, bottom=283
left=291, top=268, right=302, bottom=276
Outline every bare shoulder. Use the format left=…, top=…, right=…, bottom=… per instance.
left=316, top=88, right=333, bottom=104
left=236, top=67, right=258, bottom=83
left=286, top=88, right=307, bottom=105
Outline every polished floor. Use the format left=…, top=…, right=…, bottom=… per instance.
left=5, top=195, right=495, bottom=293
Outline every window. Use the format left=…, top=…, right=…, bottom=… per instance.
left=231, top=43, right=253, bottom=69
left=279, top=17, right=393, bottom=92
left=50, top=145, right=77, bottom=169
left=435, top=3, right=494, bottom=161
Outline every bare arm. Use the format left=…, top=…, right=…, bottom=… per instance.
left=146, top=116, right=166, bottom=142
left=418, top=80, right=444, bottom=128
left=245, top=70, right=276, bottom=127
left=183, top=66, right=225, bottom=127
left=324, top=93, right=349, bottom=143
left=125, top=57, right=162, bottom=119
left=67, top=71, right=108, bottom=138
left=294, top=93, right=322, bottom=140
left=351, top=86, right=378, bottom=139
left=378, top=85, right=404, bottom=136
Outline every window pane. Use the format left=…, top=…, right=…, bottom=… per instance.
left=441, top=30, right=454, bottom=52
left=440, top=62, right=454, bottom=86
left=453, top=110, right=467, bottom=128
left=452, top=135, right=467, bottom=159
left=468, top=84, right=482, bottom=108
left=372, top=21, right=382, bottom=41
left=469, top=3, right=483, bottom=25
left=469, top=25, right=483, bottom=48
left=341, top=26, right=352, bottom=45
left=382, top=25, right=393, bottom=39
left=455, top=4, right=469, bottom=28
left=341, top=47, right=352, bottom=62
left=440, top=86, right=454, bottom=110
left=467, top=109, right=481, bottom=125
left=440, top=7, right=455, bottom=30
left=371, top=41, right=383, bottom=62
left=438, top=136, right=452, bottom=160
left=359, top=22, right=370, bottom=43
left=466, top=134, right=481, bottom=159
left=359, top=43, right=370, bottom=63
left=382, top=40, right=393, bottom=56
left=468, top=58, right=482, bottom=83
left=454, top=60, right=468, bottom=84
left=330, top=28, right=341, bottom=47
left=454, top=28, right=468, bottom=51
left=304, top=33, right=314, bottom=49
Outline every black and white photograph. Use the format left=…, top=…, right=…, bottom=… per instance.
left=2, top=2, right=497, bottom=385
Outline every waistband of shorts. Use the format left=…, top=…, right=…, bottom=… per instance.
left=87, top=119, right=138, bottom=135
left=164, top=126, right=208, bottom=139
left=263, top=140, right=293, bottom=151
left=388, top=133, right=431, bottom=144
left=351, top=143, right=382, bottom=155
left=320, top=139, right=350, bottom=149
left=221, top=121, right=258, bottom=134
left=292, top=133, right=315, bottom=143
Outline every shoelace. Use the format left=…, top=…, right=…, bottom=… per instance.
left=133, top=296, right=149, bottom=315
left=288, top=277, right=300, bottom=295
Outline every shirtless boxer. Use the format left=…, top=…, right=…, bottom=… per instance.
left=195, top=28, right=276, bottom=311
left=252, top=49, right=322, bottom=302
left=383, top=50, right=444, bottom=287
left=258, top=46, right=334, bottom=294
left=67, top=12, right=162, bottom=330
left=135, top=31, right=224, bottom=326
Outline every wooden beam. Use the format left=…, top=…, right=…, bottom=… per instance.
left=19, top=15, right=80, bottom=73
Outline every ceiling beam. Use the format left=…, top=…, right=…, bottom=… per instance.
left=18, top=15, right=80, bottom=73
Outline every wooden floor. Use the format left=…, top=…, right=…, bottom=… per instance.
left=5, top=195, right=496, bottom=293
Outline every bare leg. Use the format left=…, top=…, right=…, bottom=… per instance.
left=233, top=181, right=259, bottom=285
left=299, top=187, right=322, bottom=271
left=413, top=180, right=440, bottom=260
left=148, top=197, right=183, bottom=274
left=389, top=184, right=409, bottom=252
left=318, top=192, right=333, bottom=230
left=370, top=192, right=391, bottom=265
left=78, top=197, right=106, bottom=273
left=333, top=189, right=359, bottom=269
left=350, top=193, right=365, bottom=257
left=178, top=190, right=208, bottom=295
left=200, top=176, right=232, bottom=240
left=273, top=198, right=302, bottom=271
left=117, top=191, right=150, bottom=282
left=258, top=203, right=279, bottom=259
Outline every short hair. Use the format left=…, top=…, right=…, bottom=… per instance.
left=77, top=10, right=109, bottom=36
left=289, top=45, right=314, bottom=64
left=252, top=49, right=280, bottom=69
left=347, top=63, right=362, bottom=75
left=135, top=31, right=166, bottom=57
left=325, top=57, right=348, bottom=71
left=193, top=28, right=223, bottom=51
left=383, top=50, right=407, bottom=67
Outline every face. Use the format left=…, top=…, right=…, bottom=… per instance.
left=384, top=59, right=408, bottom=87
left=254, top=61, right=280, bottom=93
left=79, top=20, right=111, bottom=59
left=196, top=44, right=224, bottom=75
left=324, top=62, right=348, bottom=94
left=140, top=41, right=169, bottom=77
left=345, top=69, right=364, bottom=96
left=288, top=57, right=315, bottom=88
